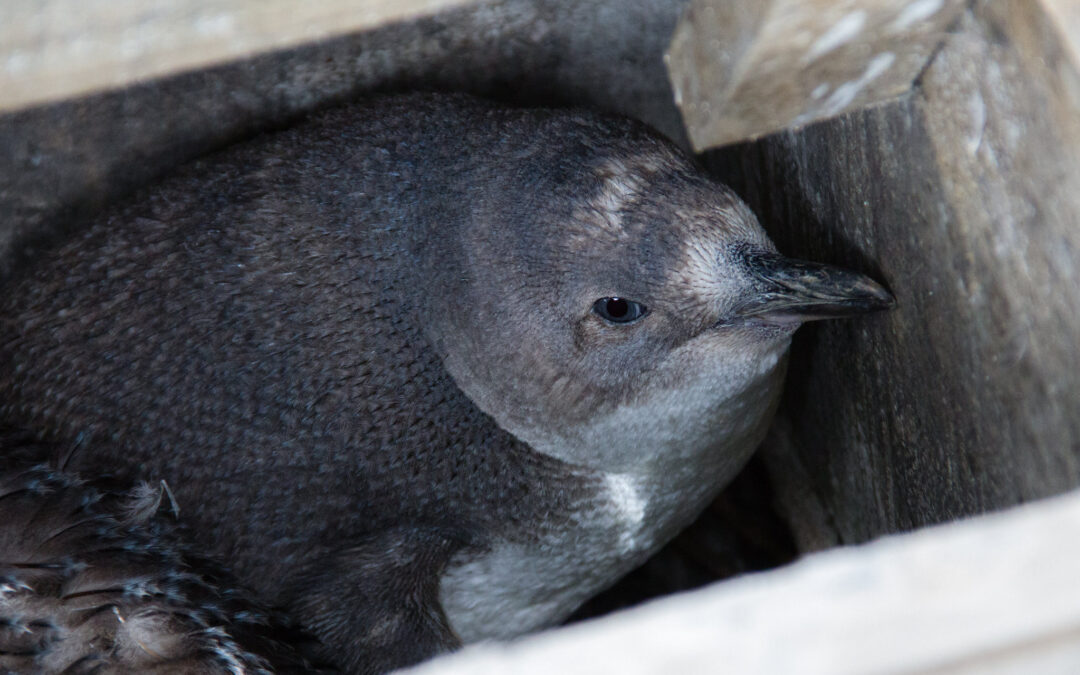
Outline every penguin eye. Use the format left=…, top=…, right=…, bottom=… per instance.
left=593, top=297, right=648, bottom=324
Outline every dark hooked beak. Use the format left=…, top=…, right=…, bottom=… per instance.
left=734, top=249, right=895, bottom=324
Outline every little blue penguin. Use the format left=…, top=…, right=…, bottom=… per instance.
left=0, top=93, right=892, bottom=673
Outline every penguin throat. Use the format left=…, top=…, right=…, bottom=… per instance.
left=438, top=348, right=787, bottom=643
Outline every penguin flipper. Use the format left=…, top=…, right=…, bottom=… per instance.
left=286, top=527, right=466, bottom=674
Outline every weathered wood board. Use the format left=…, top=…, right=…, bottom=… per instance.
left=705, top=0, right=1080, bottom=545
left=666, top=0, right=967, bottom=149
left=0, top=0, right=473, bottom=113
left=0, top=0, right=690, bottom=277
left=409, top=487, right=1080, bottom=675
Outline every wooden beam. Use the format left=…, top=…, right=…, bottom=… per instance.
left=666, top=0, right=966, bottom=150
left=1039, top=0, right=1080, bottom=67
left=706, top=0, right=1080, bottom=545
left=0, top=0, right=473, bottom=113
left=408, top=489, right=1080, bottom=675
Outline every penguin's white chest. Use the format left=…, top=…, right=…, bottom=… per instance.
left=438, top=340, right=788, bottom=643
left=603, top=472, right=650, bottom=552
left=437, top=472, right=658, bottom=644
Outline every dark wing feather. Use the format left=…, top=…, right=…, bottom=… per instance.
left=0, top=441, right=329, bottom=674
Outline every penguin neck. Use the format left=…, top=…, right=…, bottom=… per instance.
left=438, top=348, right=788, bottom=643
left=521, top=335, right=790, bottom=507
left=558, top=346, right=788, bottom=551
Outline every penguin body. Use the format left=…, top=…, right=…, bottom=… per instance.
left=0, top=94, right=891, bottom=672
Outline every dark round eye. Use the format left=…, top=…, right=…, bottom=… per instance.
left=592, top=297, right=648, bottom=324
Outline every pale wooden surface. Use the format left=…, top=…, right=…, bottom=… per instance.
left=407, top=487, right=1080, bottom=675
left=706, top=0, right=1080, bottom=544
left=1040, top=0, right=1080, bottom=66
left=0, top=0, right=690, bottom=278
left=0, top=0, right=472, bottom=112
left=666, top=0, right=966, bottom=150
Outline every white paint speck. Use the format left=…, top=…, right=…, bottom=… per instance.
left=820, top=52, right=896, bottom=115
left=806, top=11, right=867, bottom=62
left=864, top=52, right=897, bottom=81
left=891, top=0, right=945, bottom=32
left=966, top=91, right=986, bottom=155
left=5, top=50, right=29, bottom=75
left=194, top=12, right=237, bottom=37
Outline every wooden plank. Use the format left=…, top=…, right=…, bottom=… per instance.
left=0, top=0, right=472, bottom=112
left=705, top=0, right=1080, bottom=544
left=1038, top=0, right=1080, bottom=69
left=0, top=0, right=691, bottom=280
left=666, top=0, right=966, bottom=150
left=407, top=488, right=1080, bottom=675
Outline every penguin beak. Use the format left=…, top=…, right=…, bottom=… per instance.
left=734, top=249, right=895, bottom=325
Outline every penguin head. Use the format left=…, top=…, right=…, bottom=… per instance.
left=422, top=115, right=892, bottom=475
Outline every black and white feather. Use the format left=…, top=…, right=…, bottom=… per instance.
left=0, top=446, right=323, bottom=674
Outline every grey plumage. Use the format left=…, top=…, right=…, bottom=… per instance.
left=0, top=93, right=891, bottom=672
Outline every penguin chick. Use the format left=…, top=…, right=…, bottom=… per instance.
left=0, top=441, right=325, bottom=674
left=0, top=93, right=892, bottom=673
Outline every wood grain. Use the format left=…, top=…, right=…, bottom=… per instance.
left=409, top=489, right=1080, bottom=675
left=706, top=0, right=1080, bottom=544
left=666, top=0, right=966, bottom=149
left=0, top=0, right=472, bottom=112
